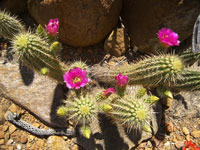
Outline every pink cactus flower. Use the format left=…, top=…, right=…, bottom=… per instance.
left=115, top=73, right=129, bottom=87
left=63, top=67, right=90, bottom=89
left=157, top=27, right=180, bottom=47
left=102, top=88, right=116, bottom=97
left=46, top=18, right=59, bottom=36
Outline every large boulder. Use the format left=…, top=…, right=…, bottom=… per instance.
left=0, top=0, right=27, bottom=14
left=28, top=0, right=122, bottom=47
left=122, top=0, right=200, bottom=53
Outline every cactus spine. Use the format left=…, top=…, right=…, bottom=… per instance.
left=0, top=10, right=24, bottom=39
left=12, top=32, right=67, bottom=82
left=91, top=55, right=183, bottom=86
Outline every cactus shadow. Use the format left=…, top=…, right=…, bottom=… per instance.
left=50, top=84, right=69, bottom=128
left=98, top=114, right=129, bottom=150
left=19, top=61, right=34, bottom=86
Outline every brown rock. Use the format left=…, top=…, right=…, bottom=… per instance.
left=191, top=130, right=200, bottom=138
left=47, top=136, right=70, bottom=150
left=0, top=139, right=5, bottom=145
left=20, top=136, right=28, bottom=144
left=4, top=133, right=10, bottom=141
left=175, top=141, right=184, bottom=149
left=0, top=131, right=5, bottom=139
left=32, top=122, right=40, bottom=128
left=0, top=61, right=67, bottom=127
left=122, top=0, right=200, bottom=53
left=36, top=140, right=44, bottom=148
left=104, top=28, right=130, bottom=57
left=182, top=127, right=190, bottom=135
left=9, top=125, right=17, bottom=134
left=0, top=106, right=5, bottom=125
left=3, top=124, right=9, bottom=132
left=166, top=122, right=174, bottom=133
left=28, top=0, right=122, bottom=47
left=186, top=135, right=190, bottom=141
left=0, top=0, right=27, bottom=14
left=9, top=104, right=18, bottom=113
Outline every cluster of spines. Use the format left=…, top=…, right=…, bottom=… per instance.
left=0, top=10, right=24, bottom=39
left=11, top=32, right=66, bottom=82
left=90, top=54, right=183, bottom=86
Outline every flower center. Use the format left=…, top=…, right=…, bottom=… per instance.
left=73, top=77, right=81, bottom=83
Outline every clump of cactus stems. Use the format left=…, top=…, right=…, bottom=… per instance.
left=11, top=32, right=66, bottom=82
left=91, top=54, right=183, bottom=87
left=0, top=10, right=25, bottom=39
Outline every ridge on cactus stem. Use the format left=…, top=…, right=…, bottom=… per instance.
left=0, top=10, right=24, bottom=39
left=46, top=18, right=59, bottom=37
left=157, top=27, right=180, bottom=47
left=63, top=67, right=90, bottom=89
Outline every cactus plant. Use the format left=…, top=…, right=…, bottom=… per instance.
left=108, top=95, right=152, bottom=130
left=0, top=10, right=24, bottom=39
left=11, top=32, right=67, bottom=82
left=90, top=54, right=183, bottom=87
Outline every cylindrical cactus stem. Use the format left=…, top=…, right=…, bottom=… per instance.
left=108, top=95, right=152, bottom=130
left=64, top=95, right=98, bottom=126
left=11, top=32, right=67, bottom=82
left=0, top=10, right=24, bottom=39
left=179, top=47, right=200, bottom=66
left=169, top=69, right=200, bottom=91
left=90, top=54, right=183, bottom=87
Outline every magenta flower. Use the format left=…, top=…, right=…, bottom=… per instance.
left=63, top=67, right=90, bottom=89
left=157, top=27, right=180, bottom=47
left=102, top=88, right=116, bottom=97
left=46, top=18, right=59, bottom=36
left=115, top=73, right=129, bottom=87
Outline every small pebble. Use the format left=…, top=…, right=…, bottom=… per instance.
left=7, top=139, right=13, bottom=145
left=182, top=127, right=189, bottom=135
left=166, top=122, right=174, bottom=133
left=0, top=131, right=5, bottom=139
left=191, top=130, right=200, bottom=138
left=175, top=141, right=184, bottom=149
left=186, top=135, right=190, bottom=141
left=20, top=136, right=28, bottom=144
left=3, top=124, right=9, bottom=131
left=9, top=124, right=17, bottom=134
left=17, top=144, right=21, bottom=150
left=0, top=139, right=5, bottom=145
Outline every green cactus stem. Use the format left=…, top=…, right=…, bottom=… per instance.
left=12, top=32, right=67, bottom=82
left=170, top=69, right=200, bottom=91
left=179, top=47, right=200, bottom=66
left=108, top=95, right=152, bottom=130
left=63, top=95, right=98, bottom=126
left=90, top=54, right=183, bottom=87
left=0, top=10, right=24, bottom=39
